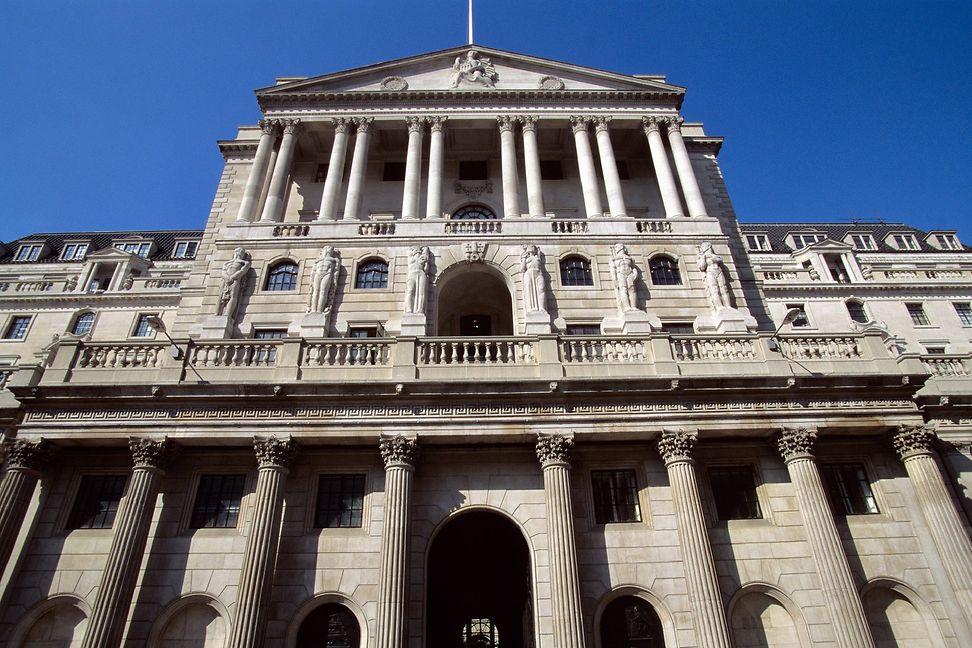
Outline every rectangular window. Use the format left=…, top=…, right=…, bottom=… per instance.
left=15, top=244, right=42, bottom=261
left=846, top=301, right=869, bottom=324
left=254, top=329, right=286, bottom=339
left=254, top=329, right=286, bottom=363
left=190, top=474, right=245, bottom=528
left=906, top=303, right=930, bottom=326
left=67, top=474, right=128, bottom=529
left=3, top=316, right=31, bottom=340
left=954, top=302, right=972, bottom=326
left=924, top=346, right=946, bottom=355
left=565, top=324, right=600, bottom=336
left=892, top=234, right=919, bottom=251
left=791, top=234, right=824, bottom=249
left=539, top=160, right=564, bottom=180
left=709, top=466, right=761, bottom=520
left=173, top=241, right=198, bottom=258
left=591, top=469, right=641, bottom=524
left=458, top=160, right=488, bottom=181
left=935, top=234, right=960, bottom=250
left=382, top=162, right=405, bottom=181
left=745, top=234, right=771, bottom=252
left=116, top=242, right=152, bottom=258
left=662, top=323, right=695, bottom=335
left=850, top=234, right=877, bottom=251
left=785, top=304, right=810, bottom=328
left=348, top=327, right=378, bottom=338
left=315, top=162, right=328, bottom=183
left=820, top=463, right=879, bottom=515
left=314, top=474, right=366, bottom=528
left=132, top=314, right=156, bottom=337
left=60, top=243, right=88, bottom=261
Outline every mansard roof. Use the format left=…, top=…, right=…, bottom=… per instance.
left=0, top=229, right=203, bottom=264
left=739, top=222, right=967, bottom=254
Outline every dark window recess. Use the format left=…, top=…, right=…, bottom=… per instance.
left=821, top=463, right=879, bottom=515
left=565, top=324, right=600, bottom=336
left=451, top=205, right=497, bottom=220
left=925, top=347, right=946, bottom=355
left=315, top=474, right=366, bottom=528
left=708, top=466, right=761, bottom=520
left=825, top=255, right=851, bottom=283
left=846, top=301, right=869, bottom=324
left=355, top=260, right=388, bottom=289
left=649, top=257, right=681, bottom=285
left=265, top=261, right=299, bottom=291
left=591, top=469, right=641, bottom=524
left=458, top=160, right=488, bottom=180
left=786, top=304, right=810, bottom=328
left=539, top=160, right=563, bottom=180
left=616, top=160, right=631, bottom=180
left=71, top=312, right=96, bottom=336
left=600, top=596, right=665, bottom=648
left=955, top=302, right=972, bottom=326
left=560, top=256, right=593, bottom=286
left=462, top=618, right=499, bottom=648
left=661, top=323, right=695, bottom=335
left=67, top=475, right=127, bottom=529
left=906, top=303, right=930, bottom=326
left=315, top=163, right=328, bottom=183
left=254, top=329, right=287, bottom=339
left=382, top=162, right=406, bottom=181
left=296, top=603, right=360, bottom=648
left=348, top=327, right=378, bottom=338
left=190, top=475, right=245, bottom=528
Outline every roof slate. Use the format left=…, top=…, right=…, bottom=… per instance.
left=738, top=222, right=966, bottom=253
left=0, top=230, right=204, bottom=264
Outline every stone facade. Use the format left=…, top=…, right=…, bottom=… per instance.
left=0, top=45, right=971, bottom=648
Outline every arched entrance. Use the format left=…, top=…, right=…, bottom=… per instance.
left=427, top=510, right=534, bottom=648
left=436, top=266, right=514, bottom=336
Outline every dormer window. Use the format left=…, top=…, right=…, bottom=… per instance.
left=745, top=234, right=771, bottom=252
left=790, top=233, right=825, bottom=250
left=15, top=244, right=43, bottom=262
left=60, top=243, right=89, bottom=261
left=114, top=241, right=153, bottom=258
left=890, top=234, right=919, bottom=251
left=173, top=241, right=198, bottom=259
left=849, top=234, right=876, bottom=251
left=932, top=234, right=961, bottom=250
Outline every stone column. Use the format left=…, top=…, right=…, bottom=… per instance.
left=318, top=118, right=351, bottom=221
left=570, top=116, right=603, bottom=218
left=593, top=117, right=627, bottom=217
left=227, top=436, right=296, bottom=648
left=426, top=117, right=447, bottom=219
left=498, top=115, right=521, bottom=218
left=519, top=116, right=546, bottom=218
left=375, top=435, right=418, bottom=648
left=401, top=117, right=424, bottom=220
left=642, top=117, right=684, bottom=218
left=776, top=428, right=875, bottom=648
left=665, top=117, right=708, bottom=218
left=536, top=434, right=586, bottom=648
left=259, top=118, right=301, bottom=223
left=657, top=430, right=732, bottom=648
left=343, top=117, right=373, bottom=221
left=237, top=119, right=278, bottom=222
left=82, top=438, right=172, bottom=648
left=0, top=439, right=52, bottom=572
left=893, top=425, right=972, bottom=627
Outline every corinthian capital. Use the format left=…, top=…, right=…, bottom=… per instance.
left=892, top=424, right=937, bottom=460
left=518, top=115, right=540, bottom=132
left=379, top=435, right=418, bottom=467
left=776, top=427, right=817, bottom=462
left=405, top=116, right=424, bottom=134
left=641, top=116, right=661, bottom=135
left=569, top=116, right=590, bottom=134
left=592, top=116, right=612, bottom=133
left=536, top=434, right=573, bottom=467
left=3, top=439, right=54, bottom=472
left=353, top=117, right=374, bottom=134
left=496, top=115, right=516, bottom=133
left=332, top=117, right=351, bottom=134
left=254, top=435, right=297, bottom=468
left=259, top=119, right=278, bottom=136
left=281, top=118, right=301, bottom=136
left=129, top=437, right=173, bottom=470
left=657, top=429, right=697, bottom=464
left=663, top=116, right=684, bottom=133
left=427, top=116, right=448, bottom=132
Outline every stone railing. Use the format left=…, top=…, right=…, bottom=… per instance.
left=14, top=281, right=55, bottom=293
left=636, top=220, right=672, bottom=233
left=671, top=336, right=758, bottom=361
left=189, top=341, right=280, bottom=367
left=272, top=224, right=310, bottom=237
left=925, top=269, right=964, bottom=279
left=776, top=336, right=862, bottom=360
left=76, top=342, right=168, bottom=369
left=418, top=337, right=535, bottom=365
left=561, top=336, right=650, bottom=363
left=303, top=339, right=394, bottom=367
left=359, top=222, right=396, bottom=235
left=883, top=270, right=921, bottom=280
left=762, top=271, right=799, bottom=281
left=551, top=220, right=589, bottom=234
left=445, top=221, right=502, bottom=234
left=921, top=354, right=971, bottom=377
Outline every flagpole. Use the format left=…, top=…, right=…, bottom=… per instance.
left=468, top=0, right=473, bottom=44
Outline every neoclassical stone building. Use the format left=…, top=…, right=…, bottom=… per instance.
left=1, top=45, right=971, bottom=648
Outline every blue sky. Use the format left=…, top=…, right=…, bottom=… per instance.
left=1, top=1, right=970, bottom=241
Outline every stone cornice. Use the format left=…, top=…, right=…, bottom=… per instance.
left=759, top=282, right=972, bottom=295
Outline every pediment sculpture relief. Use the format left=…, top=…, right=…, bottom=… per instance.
left=449, top=50, right=498, bottom=89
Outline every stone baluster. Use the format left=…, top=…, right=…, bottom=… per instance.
left=259, top=118, right=301, bottom=223
left=375, top=435, right=418, bottom=648
left=318, top=118, right=351, bottom=221
left=343, top=117, right=373, bottom=221
left=401, top=117, right=424, bottom=220
left=0, top=439, right=53, bottom=572
left=426, top=117, right=447, bottom=219
left=237, top=119, right=279, bottom=222
left=81, top=438, right=172, bottom=648
left=536, top=434, right=586, bottom=648
left=570, top=116, right=603, bottom=218
left=776, top=428, right=875, bottom=648
left=893, top=425, right=972, bottom=627
left=593, top=117, right=627, bottom=217
left=498, top=115, right=521, bottom=218
left=657, top=429, right=731, bottom=648
left=664, top=116, right=708, bottom=217
left=228, top=436, right=297, bottom=648
left=519, top=116, right=546, bottom=218
left=642, top=117, right=684, bottom=218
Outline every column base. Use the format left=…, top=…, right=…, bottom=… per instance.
left=188, top=315, right=232, bottom=340
left=601, top=310, right=660, bottom=334
left=693, top=308, right=757, bottom=334
left=523, top=311, right=552, bottom=334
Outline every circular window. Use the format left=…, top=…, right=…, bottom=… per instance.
left=451, top=205, right=497, bottom=221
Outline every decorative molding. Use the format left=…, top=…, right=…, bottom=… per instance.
left=258, top=119, right=278, bottom=136
left=664, top=116, right=684, bottom=133
left=537, top=75, right=565, bottom=90
left=380, top=76, right=408, bottom=91
left=776, top=427, right=817, bottom=462
left=3, top=438, right=54, bottom=471
left=892, top=424, right=937, bottom=460
left=463, top=242, right=487, bottom=263
left=253, top=435, right=297, bottom=468
left=331, top=117, right=351, bottom=134
left=427, top=116, right=447, bottom=132
left=496, top=115, right=516, bottom=133
left=280, top=118, right=301, bottom=136
left=569, top=115, right=590, bottom=134
left=536, top=433, right=573, bottom=466
left=129, top=437, right=172, bottom=469
left=657, top=428, right=696, bottom=464
left=379, top=435, right=418, bottom=467
left=353, top=116, right=374, bottom=134
left=518, top=115, right=540, bottom=132
left=405, top=116, right=424, bottom=133
left=593, top=116, right=612, bottom=133
left=453, top=180, right=493, bottom=200
left=641, top=116, right=661, bottom=135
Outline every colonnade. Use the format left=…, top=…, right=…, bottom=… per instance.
left=2, top=425, right=971, bottom=647
left=235, top=113, right=709, bottom=224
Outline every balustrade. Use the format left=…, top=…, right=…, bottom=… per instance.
left=418, top=337, right=535, bottom=365
left=672, top=336, right=758, bottom=361
left=303, top=339, right=392, bottom=367
left=77, top=343, right=167, bottom=369
left=189, top=342, right=280, bottom=367
left=550, top=220, right=589, bottom=234
left=358, top=222, right=396, bottom=235
left=271, top=224, right=309, bottom=237
left=777, top=336, right=862, bottom=360
left=762, top=271, right=798, bottom=281
left=445, top=221, right=502, bottom=234
left=561, top=336, right=649, bottom=363
left=922, top=355, right=971, bottom=377
left=635, top=220, right=672, bottom=233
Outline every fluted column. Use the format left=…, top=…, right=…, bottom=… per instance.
left=570, top=116, right=603, bottom=218
left=593, top=117, right=627, bottom=217
left=375, top=435, right=418, bottom=648
left=519, top=116, right=546, bottom=218
left=401, top=117, right=424, bottom=220
left=426, top=117, right=447, bottom=219
left=237, top=119, right=278, bottom=222
left=665, top=117, right=708, bottom=217
left=0, top=439, right=52, bottom=572
left=776, top=428, right=875, bottom=648
left=498, top=116, right=521, bottom=218
left=536, top=434, right=586, bottom=648
left=343, top=117, right=373, bottom=221
left=259, top=118, right=301, bottom=223
left=657, top=430, right=731, bottom=648
left=642, top=117, right=684, bottom=218
left=893, top=425, right=972, bottom=627
left=82, top=438, right=172, bottom=648
left=318, top=118, right=351, bottom=221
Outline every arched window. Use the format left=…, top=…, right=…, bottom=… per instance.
left=560, top=256, right=593, bottom=286
left=846, top=300, right=869, bottom=324
left=265, top=260, right=298, bottom=291
left=355, top=259, right=388, bottom=289
left=649, top=256, right=681, bottom=285
left=296, top=603, right=360, bottom=648
left=600, top=596, right=665, bottom=648
left=71, top=312, right=96, bottom=336
left=451, top=205, right=497, bottom=220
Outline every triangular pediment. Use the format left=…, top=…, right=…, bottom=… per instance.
left=806, top=240, right=854, bottom=252
left=258, top=45, right=684, bottom=96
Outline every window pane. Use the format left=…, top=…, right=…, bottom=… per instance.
left=355, top=260, right=388, bottom=289
left=954, top=303, right=972, bottom=326
left=190, top=475, right=245, bottom=528
left=67, top=475, right=128, bottom=529
left=133, top=314, right=155, bottom=337
left=265, top=262, right=298, bottom=291
left=591, top=470, right=641, bottom=524
left=649, top=257, right=681, bottom=285
left=560, top=257, right=593, bottom=286
left=708, top=466, right=761, bottom=520
left=72, top=312, right=96, bottom=336
left=786, top=304, right=810, bottom=328
left=451, top=205, right=497, bottom=220
left=906, top=303, right=929, bottom=326
left=315, top=474, right=366, bottom=528
left=4, top=316, right=31, bottom=339
left=846, top=301, right=868, bottom=324
left=821, top=463, right=879, bottom=515
left=565, top=324, right=600, bottom=336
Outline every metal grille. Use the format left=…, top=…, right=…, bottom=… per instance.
left=265, top=261, right=298, bottom=291
left=560, top=256, right=593, bottom=286
left=591, top=470, right=641, bottom=524
left=315, top=474, right=366, bottom=528
left=190, top=474, right=245, bottom=528
left=708, top=466, right=762, bottom=520
left=821, top=463, right=879, bottom=515
left=67, top=475, right=127, bottom=529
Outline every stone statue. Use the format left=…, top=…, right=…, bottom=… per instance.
left=404, top=246, right=430, bottom=314
left=520, top=245, right=548, bottom=314
left=65, top=275, right=78, bottom=291
left=307, top=246, right=340, bottom=316
left=697, top=242, right=732, bottom=311
left=449, top=50, right=498, bottom=88
left=611, top=243, right=639, bottom=312
left=217, top=247, right=251, bottom=319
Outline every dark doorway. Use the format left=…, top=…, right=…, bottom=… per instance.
left=436, top=268, right=514, bottom=336
left=296, top=602, right=360, bottom=648
left=600, top=596, right=665, bottom=648
left=428, top=511, right=534, bottom=648
left=460, top=314, right=493, bottom=336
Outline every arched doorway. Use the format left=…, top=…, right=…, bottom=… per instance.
left=427, top=510, right=534, bottom=648
left=436, top=266, right=514, bottom=336
left=295, top=603, right=360, bottom=648
left=599, top=596, right=665, bottom=648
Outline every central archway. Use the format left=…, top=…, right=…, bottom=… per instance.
left=436, top=266, right=514, bottom=336
left=427, top=510, right=534, bottom=648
